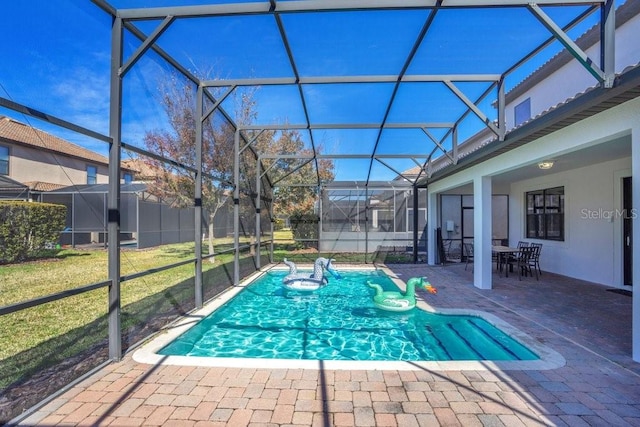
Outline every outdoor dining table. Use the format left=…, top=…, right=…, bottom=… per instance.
left=492, top=245, right=520, bottom=277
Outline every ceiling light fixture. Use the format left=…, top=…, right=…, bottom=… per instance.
left=538, top=161, right=554, bottom=170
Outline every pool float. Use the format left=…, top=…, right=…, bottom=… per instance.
left=282, top=257, right=341, bottom=291
left=367, top=277, right=436, bottom=312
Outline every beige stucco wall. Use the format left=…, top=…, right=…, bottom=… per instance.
left=5, top=143, right=109, bottom=186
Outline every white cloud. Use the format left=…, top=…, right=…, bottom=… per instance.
left=51, top=65, right=111, bottom=134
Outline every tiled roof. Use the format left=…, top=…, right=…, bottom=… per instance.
left=23, top=181, right=69, bottom=192
left=0, top=116, right=109, bottom=165
left=122, top=158, right=162, bottom=179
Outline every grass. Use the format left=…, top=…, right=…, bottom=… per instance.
left=0, top=243, right=236, bottom=376
left=273, top=229, right=294, bottom=241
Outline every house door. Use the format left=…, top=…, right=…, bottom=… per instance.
left=623, top=177, right=633, bottom=286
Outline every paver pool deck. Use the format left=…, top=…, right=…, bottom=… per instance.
left=16, top=263, right=640, bottom=426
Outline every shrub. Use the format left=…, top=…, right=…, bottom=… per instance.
left=273, top=217, right=285, bottom=231
left=289, top=213, right=319, bottom=248
left=0, top=201, right=66, bottom=263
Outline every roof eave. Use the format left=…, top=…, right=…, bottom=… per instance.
left=420, top=64, right=640, bottom=187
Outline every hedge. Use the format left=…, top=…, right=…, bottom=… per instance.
left=289, top=213, right=319, bottom=247
left=0, top=201, right=66, bottom=263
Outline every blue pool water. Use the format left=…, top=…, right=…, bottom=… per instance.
left=159, top=270, right=538, bottom=361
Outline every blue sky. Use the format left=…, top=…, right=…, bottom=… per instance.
left=0, top=1, right=606, bottom=181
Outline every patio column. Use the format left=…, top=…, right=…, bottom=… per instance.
left=473, top=175, right=492, bottom=289
left=427, top=189, right=438, bottom=265
left=632, top=125, right=640, bottom=362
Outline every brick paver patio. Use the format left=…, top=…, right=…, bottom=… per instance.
left=15, top=263, right=640, bottom=426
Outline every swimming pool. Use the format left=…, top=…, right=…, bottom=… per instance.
left=134, top=266, right=565, bottom=370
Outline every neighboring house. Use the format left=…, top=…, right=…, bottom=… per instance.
left=319, top=181, right=427, bottom=253
left=422, top=0, right=640, bottom=291
left=0, top=116, right=144, bottom=246
left=0, top=116, right=134, bottom=199
left=122, top=158, right=159, bottom=183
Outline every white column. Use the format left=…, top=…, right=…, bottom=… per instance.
left=427, top=190, right=438, bottom=265
left=632, top=125, right=640, bottom=362
left=473, top=175, right=492, bottom=289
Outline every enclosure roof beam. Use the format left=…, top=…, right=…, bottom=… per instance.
left=431, top=4, right=598, bottom=167
left=374, top=158, right=415, bottom=183
left=271, top=1, right=321, bottom=187
left=0, top=96, right=111, bottom=144
left=269, top=158, right=316, bottom=186
left=366, top=4, right=440, bottom=184
left=503, top=5, right=597, bottom=77
left=92, top=0, right=263, bottom=173
left=422, top=127, right=455, bottom=163
left=528, top=3, right=606, bottom=84
left=201, top=74, right=501, bottom=87
left=444, top=80, right=500, bottom=137
left=120, top=15, right=175, bottom=78
left=116, top=0, right=604, bottom=20
left=258, top=153, right=436, bottom=159
left=429, top=86, right=490, bottom=170
left=239, top=122, right=455, bottom=131
left=409, top=156, right=429, bottom=182
left=203, top=85, right=236, bottom=122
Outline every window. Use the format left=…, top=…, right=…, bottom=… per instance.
left=123, top=173, right=133, bottom=184
left=514, top=98, right=531, bottom=126
left=87, top=165, right=97, bottom=185
left=526, top=186, right=564, bottom=241
left=0, top=145, right=8, bottom=175
left=408, top=208, right=427, bottom=232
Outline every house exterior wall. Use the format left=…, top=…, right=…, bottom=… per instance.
left=428, top=96, right=639, bottom=287
left=506, top=9, right=640, bottom=129
left=510, top=156, right=631, bottom=285
left=4, top=142, right=109, bottom=186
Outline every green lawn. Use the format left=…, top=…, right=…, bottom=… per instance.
left=273, top=229, right=294, bottom=241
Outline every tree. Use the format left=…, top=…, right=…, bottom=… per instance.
left=142, top=73, right=335, bottom=259
left=254, top=129, right=335, bottom=219
left=142, top=74, right=236, bottom=262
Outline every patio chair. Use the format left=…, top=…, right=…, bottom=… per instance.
left=463, top=242, right=474, bottom=271
left=530, top=243, right=543, bottom=276
left=508, top=246, right=538, bottom=281
left=506, top=241, right=530, bottom=272
left=442, top=239, right=452, bottom=258
left=491, top=239, right=501, bottom=265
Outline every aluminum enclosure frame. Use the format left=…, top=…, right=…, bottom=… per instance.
left=93, top=0, right=616, bottom=360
